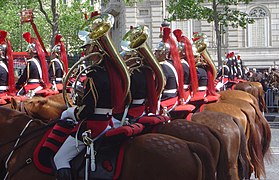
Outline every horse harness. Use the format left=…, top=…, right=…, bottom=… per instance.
left=2, top=119, right=56, bottom=180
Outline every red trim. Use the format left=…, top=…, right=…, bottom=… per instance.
left=128, top=105, right=145, bottom=118
left=7, top=40, right=16, bottom=93
left=113, top=141, right=127, bottom=180
left=33, top=129, right=53, bottom=174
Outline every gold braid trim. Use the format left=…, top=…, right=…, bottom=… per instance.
left=76, top=77, right=98, bottom=120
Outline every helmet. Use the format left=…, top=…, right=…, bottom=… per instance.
left=0, top=43, right=7, bottom=59
left=23, top=32, right=37, bottom=54
left=26, top=43, right=37, bottom=54
left=78, top=30, right=93, bottom=48
left=51, top=44, right=61, bottom=55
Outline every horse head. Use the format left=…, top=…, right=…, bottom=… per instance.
left=11, top=96, right=66, bottom=122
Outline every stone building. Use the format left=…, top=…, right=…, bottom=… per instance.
left=102, top=0, right=279, bottom=70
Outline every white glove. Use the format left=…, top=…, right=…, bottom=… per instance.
left=61, top=106, right=77, bottom=122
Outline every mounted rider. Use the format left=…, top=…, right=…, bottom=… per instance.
left=155, top=26, right=186, bottom=114
left=216, top=53, right=232, bottom=91
left=48, top=34, right=68, bottom=92
left=0, top=30, right=16, bottom=104
left=16, top=32, right=50, bottom=96
left=112, top=25, right=165, bottom=127
left=43, top=12, right=130, bottom=180
left=192, top=32, right=219, bottom=103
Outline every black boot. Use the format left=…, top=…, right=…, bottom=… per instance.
left=56, top=168, right=72, bottom=180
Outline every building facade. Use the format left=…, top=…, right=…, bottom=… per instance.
left=102, top=0, right=279, bottom=69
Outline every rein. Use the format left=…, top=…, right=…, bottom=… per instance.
left=2, top=119, right=58, bottom=180
left=18, top=100, right=34, bottom=117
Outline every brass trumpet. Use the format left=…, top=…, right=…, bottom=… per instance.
left=121, top=25, right=165, bottom=99
left=193, top=33, right=217, bottom=79
left=63, top=13, right=131, bottom=107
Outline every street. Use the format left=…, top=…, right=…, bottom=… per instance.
left=259, top=128, right=279, bottom=180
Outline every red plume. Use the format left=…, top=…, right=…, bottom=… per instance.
left=162, top=27, right=171, bottom=43
left=55, top=34, right=63, bottom=45
left=90, top=11, right=100, bottom=18
left=22, top=32, right=31, bottom=44
left=237, top=55, right=241, bottom=60
left=6, top=40, right=15, bottom=93
left=0, top=30, right=7, bottom=44
left=173, top=29, right=183, bottom=42
left=60, top=41, right=68, bottom=73
left=168, top=32, right=186, bottom=102
left=181, top=36, right=198, bottom=94
left=31, top=38, right=50, bottom=86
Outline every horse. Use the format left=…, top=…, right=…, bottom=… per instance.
left=0, top=107, right=216, bottom=180
left=10, top=96, right=66, bottom=122
left=234, top=81, right=268, bottom=113
left=191, top=110, right=249, bottom=180
left=12, top=96, right=243, bottom=180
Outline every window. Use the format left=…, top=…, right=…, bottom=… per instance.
left=139, top=10, right=149, bottom=16
left=247, top=7, right=270, bottom=47
left=171, top=20, right=192, bottom=38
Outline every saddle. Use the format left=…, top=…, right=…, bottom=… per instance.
left=33, top=123, right=144, bottom=179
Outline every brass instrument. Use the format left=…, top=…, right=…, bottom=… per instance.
left=120, top=50, right=143, bottom=74
left=63, top=13, right=130, bottom=107
left=121, top=25, right=165, bottom=99
left=193, top=33, right=217, bottom=79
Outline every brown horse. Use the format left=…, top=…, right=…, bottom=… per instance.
left=0, top=107, right=215, bottom=180
left=219, top=90, right=271, bottom=159
left=10, top=96, right=66, bottom=122
left=191, top=110, right=249, bottom=180
left=154, top=119, right=229, bottom=180
left=234, top=82, right=267, bottom=112
left=11, top=96, right=230, bottom=179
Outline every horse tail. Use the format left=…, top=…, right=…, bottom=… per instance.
left=187, top=142, right=216, bottom=180
left=250, top=102, right=272, bottom=162
left=240, top=109, right=265, bottom=178
left=231, top=117, right=250, bottom=179
left=207, top=127, right=230, bottom=180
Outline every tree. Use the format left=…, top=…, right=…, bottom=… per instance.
left=167, top=0, right=254, bottom=68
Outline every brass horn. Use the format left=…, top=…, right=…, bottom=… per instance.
left=63, top=13, right=130, bottom=107
left=193, top=33, right=217, bottom=79
left=121, top=25, right=165, bottom=99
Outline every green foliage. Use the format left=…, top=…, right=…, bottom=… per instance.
left=0, top=0, right=96, bottom=55
left=168, top=0, right=254, bottom=31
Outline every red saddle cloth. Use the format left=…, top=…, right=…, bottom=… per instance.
left=205, top=94, right=220, bottom=103
left=105, top=123, right=144, bottom=137
left=174, top=104, right=196, bottom=112
left=36, top=89, right=59, bottom=97
left=136, top=115, right=170, bottom=125
left=0, top=93, right=12, bottom=104
left=160, top=97, right=178, bottom=111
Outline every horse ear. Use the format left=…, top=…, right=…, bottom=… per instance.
left=11, top=97, right=19, bottom=110
left=37, top=98, right=48, bottom=105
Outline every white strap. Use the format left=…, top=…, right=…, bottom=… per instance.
left=94, top=108, right=112, bottom=115
left=163, top=89, right=177, bottom=93
left=164, top=61, right=179, bottom=86
left=51, top=58, right=64, bottom=71
left=198, top=86, right=207, bottom=91
left=0, top=62, right=8, bottom=72
left=0, top=86, right=8, bottom=90
left=27, top=58, right=42, bottom=79
left=28, top=79, right=40, bottom=83
left=183, top=84, right=189, bottom=89
left=132, top=99, right=145, bottom=105
left=55, top=78, right=63, bottom=81
left=181, top=59, right=189, bottom=67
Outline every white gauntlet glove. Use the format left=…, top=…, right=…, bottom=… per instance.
left=61, top=106, right=78, bottom=124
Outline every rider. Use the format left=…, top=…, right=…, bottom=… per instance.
left=48, top=34, right=68, bottom=92
left=216, top=54, right=231, bottom=91
left=0, top=30, right=16, bottom=104
left=16, top=32, right=49, bottom=96
left=47, top=12, right=129, bottom=180
left=155, top=27, right=186, bottom=113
